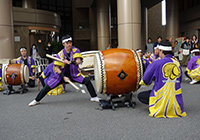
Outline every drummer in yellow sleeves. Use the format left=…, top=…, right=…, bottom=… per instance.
left=138, top=40, right=187, bottom=118
left=0, top=65, right=3, bottom=91
left=38, top=62, right=65, bottom=95
left=16, top=47, right=36, bottom=87
left=185, top=49, right=200, bottom=84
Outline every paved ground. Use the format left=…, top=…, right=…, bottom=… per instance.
left=0, top=67, right=200, bottom=140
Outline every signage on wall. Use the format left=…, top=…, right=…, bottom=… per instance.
left=14, top=36, right=20, bottom=42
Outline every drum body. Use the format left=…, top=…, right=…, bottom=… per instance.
left=94, top=48, right=143, bottom=95
left=3, top=64, right=29, bottom=85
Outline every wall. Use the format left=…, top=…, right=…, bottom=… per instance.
left=148, top=3, right=166, bottom=43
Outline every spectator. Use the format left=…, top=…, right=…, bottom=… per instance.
left=169, top=37, right=175, bottom=52
left=145, top=38, right=154, bottom=53
left=30, top=44, right=38, bottom=60
left=181, top=37, right=191, bottom=66
left=154, top=36, right=162, bottom=48
left=46, top=42, right=52, bottom=63
left=174, top=40, right=180, bottom=60
left=191, top=34, right=199, bottom=49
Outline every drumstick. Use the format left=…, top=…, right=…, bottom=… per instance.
left=46, top=54, right=64, bottom=63
left=68, top=80, right=80, bottom=90
left=29, top=76, right=35, bottom=80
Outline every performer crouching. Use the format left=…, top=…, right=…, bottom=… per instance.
left=185, top=49, right=200, bottom=84
left=138, top=40, right=187, bottom=118
left=28, top=35, right=100, bottom=106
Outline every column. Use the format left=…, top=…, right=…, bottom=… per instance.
left=89, top=7, right=97, bottom=50
left=141, top=7, right=148, bottom=51
left=166, top=0, right=179, bottom=39
left=0, top=0, right=14, bottom=59
left=97, top=0, right=111, bottom=51
left=22, top=0, right=36, bottom=9
left=117, top=0, right=141, bottom=50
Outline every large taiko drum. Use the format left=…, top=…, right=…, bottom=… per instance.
left=94, top=48, right=143, bottom=95
left=3, top=64, right=29, bottom=85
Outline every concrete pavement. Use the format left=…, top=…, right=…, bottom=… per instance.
left=0, top=70, right=200, bottom=140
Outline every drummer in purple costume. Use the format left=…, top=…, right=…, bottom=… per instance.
left=16, top=47, right=36, bottom=87
left=138, top=40, right=187, bottom=118
left=136, top=49, right=150, bottom=72
left=0, top=65, right=3, bottom=90
left=148, top=46, right=160, bottom=64
left=28, top=35, right=100, bottom=106
left=38, top=62, right=65, bottom=95
left=185, top=49, right=200, bottom=85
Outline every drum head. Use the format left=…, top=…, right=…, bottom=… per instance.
left=2, top=64, right=8, bottom=85
left=94, top=52, right=106, bottom=94
left=23, top=65, right=29, bottom=83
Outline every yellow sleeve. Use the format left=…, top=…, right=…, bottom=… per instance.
left=41, top=72, right=46, bottom=79
left=73, top=53, right=83, bottom=59
left=54, top=61, right=65, bottom=68
left=31, top=65, right=36, bottom=68
left=139, top=80, right=149, bottom=86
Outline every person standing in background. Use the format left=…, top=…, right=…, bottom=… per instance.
left=154, top=36, right=162, bottom=48
left=174, top=40, right=180, bottom=60
left=30, top=44, right=38, bottom=60
left=181, top=37, right=191, bottom=66
left=169, top=37, right=175, bottom=52
left=145, top=38, right=154, bottom=53
left=46, top=42, right=53, bottom=63
left=191, top=35, right=199, bottom=49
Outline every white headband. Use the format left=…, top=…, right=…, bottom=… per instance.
left=191, top=49, right=200, bottom=53
left=20, top=48, right=26, bottom=52
left=136, top=49, right=142, bottom=53
left=158, top=45, right=172, bottom=51
left=62, top=37, right=72, bottom=43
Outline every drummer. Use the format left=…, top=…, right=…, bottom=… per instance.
left=136, top=49, right=149, bottom=72
left=0, top=65, right=3, bottom=91
left=28, top=34, right=100, bottom=106
left=38, top=62, right=65, bottom=95
left=16, top=47, right=36, bottom=87
left=185, top=49, right=200, bottom=84
left=148, top=46, right=160, bottom=64
left=138, top=40, right=187, bottom=118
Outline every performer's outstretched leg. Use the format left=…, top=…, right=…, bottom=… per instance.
left=81, top=77, right=100, bottom=102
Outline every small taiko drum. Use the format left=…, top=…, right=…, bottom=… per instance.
left=94, top=48, right=143, bottom=95
left=3, top=64, right=29, bottom=85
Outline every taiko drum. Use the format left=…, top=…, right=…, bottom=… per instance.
left=94, top=48, right=143, bottom=95
left=3, top=64, right=29, bottom=85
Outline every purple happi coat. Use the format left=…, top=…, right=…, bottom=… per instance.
left=16, top=56, right=35, bottom=76
left=47, top=47, right=84, bottom=89
left=140, top=54, right=187, bottom=118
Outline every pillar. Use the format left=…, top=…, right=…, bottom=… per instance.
left=97, top=0, right=111, bottom=51
left=0, top=0, right=14, bottom=59
left=117, top=0, right=141, bottom=50
left=141, top=7, right=148, bottom=51
left=166, top=0, right=179, bottom=39
left=89, top=7, right=97, bottom=50
left=22, top=0, right=36, bottom=9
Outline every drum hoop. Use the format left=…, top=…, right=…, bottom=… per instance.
left=97, top=51, right=107, bottom=94
left=132, top=50, right=143, bottom=91
left=20, top=64, right=25, bottom=85
left=4, top=65, right=8, bottom=85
